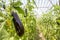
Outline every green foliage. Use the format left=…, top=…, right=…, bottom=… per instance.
left=14, top=7, right=24, bottom=14
left=1, top=0, right=60, bottom=40
left=12, top=1, right=23, bottom=7
left=0, top=0, right=38, bottom=40
left=37, top=5, right=60, bottom=40
left=53, top=5, right=60, bottom=11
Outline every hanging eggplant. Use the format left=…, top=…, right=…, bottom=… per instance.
left=11, top=11, right=24, bottom=36
left=24, top=8, right=27, bottom=17
left=3, top=4, right=5, bottom=9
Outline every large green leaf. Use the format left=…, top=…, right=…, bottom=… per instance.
left=12, top=1, right=23, bottom=7
left=14, top=7, right=24, bottom=14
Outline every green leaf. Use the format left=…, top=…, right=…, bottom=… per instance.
left=32, top=0, right=36, bottom=5
left=14, top=7, right=24, bottom=14
left=28, top=5, right=34, bottom=11
left=12, top=1, right=23, bottom=7
left=54, top=5, right=60, bottom=11
left=0, top=17, right=5, bottom=22
left=27, top=0, right=30, bottom=3
left=0, top=11, right=3, bottom=16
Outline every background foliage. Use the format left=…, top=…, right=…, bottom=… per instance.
left=0, top=0, right=60, bottom=40
left=37, top=5, right=60, bottom=40
left=0, top=0, right=39, bottom=40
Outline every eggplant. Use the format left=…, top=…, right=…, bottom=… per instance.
left=11, top=11, right=24, bottom=36
left=3, top=4, right=5, bottom=9
left=24, top=9, right=27, bottom=17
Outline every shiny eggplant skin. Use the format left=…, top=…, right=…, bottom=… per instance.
left=11, top=11, right=24, bottom=36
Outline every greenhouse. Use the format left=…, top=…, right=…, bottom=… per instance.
left=0, top=0, right=60, bottom=40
